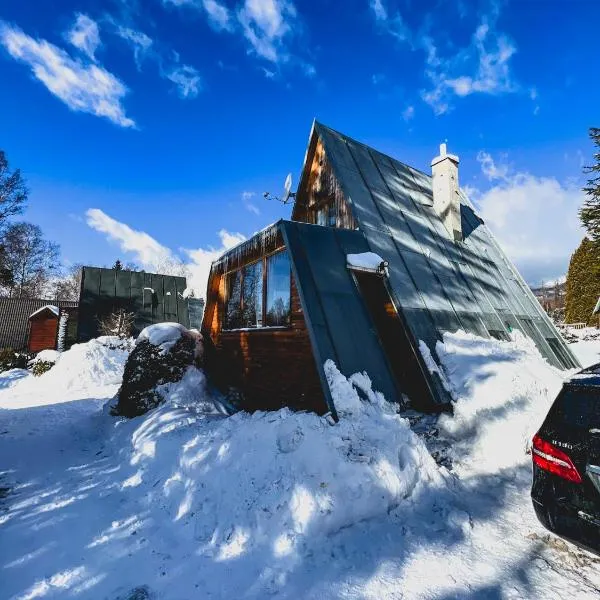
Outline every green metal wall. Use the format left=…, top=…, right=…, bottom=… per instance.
left=77, top=267, right=190, bottom=341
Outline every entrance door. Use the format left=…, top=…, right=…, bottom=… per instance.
left=353, top=270, right=434, bottom=410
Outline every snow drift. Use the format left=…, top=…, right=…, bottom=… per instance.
left=0, top=336, right=132, bottom=409
left=3, top=329, right=599, bottom=599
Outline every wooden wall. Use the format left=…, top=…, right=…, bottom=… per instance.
left=292, top=138, right=356, bottom=229
left=28, top=313, right=58, bottom=353
left=203, top=256, right=327, bottom=415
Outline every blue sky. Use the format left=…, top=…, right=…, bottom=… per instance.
left=1, top=0, right=598, bottom=293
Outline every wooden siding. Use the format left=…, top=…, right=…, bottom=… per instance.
left=28, top=312, right=58, bottom=353
left=202, top=242, right=326, bottom=415
left=292, top=138, right=356, bottom=229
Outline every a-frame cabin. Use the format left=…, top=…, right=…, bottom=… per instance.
left=201, top=121, right=579, bottom=420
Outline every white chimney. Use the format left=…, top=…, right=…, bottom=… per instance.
left=431, top=142, right=462, bottom=242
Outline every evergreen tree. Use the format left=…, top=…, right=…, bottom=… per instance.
left=564, top=237, right=600, bottom=325
left=113, top=259, right=123, bottom=271
left=579, top=127, right=600, bottom=243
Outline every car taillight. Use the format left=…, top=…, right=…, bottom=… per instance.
left=532, top=434, right=582, bottom=483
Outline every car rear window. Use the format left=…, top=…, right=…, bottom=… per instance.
left=547, top=387, right=600, bottom=429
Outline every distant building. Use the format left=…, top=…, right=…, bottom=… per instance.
left=202, top=121, right=578, bottom=420
left=0, top=298, right=78, bottom=352
left=77, top=267, right=203, bottom=341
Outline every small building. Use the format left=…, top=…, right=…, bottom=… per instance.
left=202, top=122, right=579, bottom=419
left=28, top=305, right=60, bottom=353
left=77, top=267, right=203, bottom=342
left=0, top=298, right=79, bottom=353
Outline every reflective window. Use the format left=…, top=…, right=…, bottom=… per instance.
left=266, top=251, right=291, bottom=327
left=224, top=270, right=242, bottom=329
left=241, top=261, right=263, bottom=328
left=222, top=251, right=291, bottom=330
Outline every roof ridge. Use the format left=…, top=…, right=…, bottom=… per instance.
left=313, top=121, right=432, bottom=180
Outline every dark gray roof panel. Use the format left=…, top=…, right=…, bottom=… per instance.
left=313, top=121, right=579, bottom=380
left=280, top=221, right=400, bottom=412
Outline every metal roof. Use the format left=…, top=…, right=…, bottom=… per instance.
left=0, top=298, right=78, bottom=351
left=308, top=121, right=579, bottom=401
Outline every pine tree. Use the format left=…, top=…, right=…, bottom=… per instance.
left=113, top=259, right=123, bottom=271
left=579, top=127, right=600, bottom=243
left=564, top=237, right=600, bottom=325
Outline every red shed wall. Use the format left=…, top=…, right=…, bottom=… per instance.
left=28, top=314, right=58, bottom=353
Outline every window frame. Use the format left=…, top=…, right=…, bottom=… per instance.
left=222, top=249, right=291, bottom=332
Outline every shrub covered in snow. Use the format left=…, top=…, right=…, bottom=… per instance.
left=31, top=360, right=55, bottom=376
left=30, top=349, right=60, bottom=376
left=0, top=348, right=27, bottom=372
left=114, top=323, right=203, bottom=418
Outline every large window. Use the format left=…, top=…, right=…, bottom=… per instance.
left=224, top=270, right=243, bottom=329
left=223, top=250, right=290, bottom=330
left=266, top=251, right=291, bottom=327
left=241, top=261, right=263, bottom=328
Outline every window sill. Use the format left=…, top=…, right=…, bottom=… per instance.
left=222, top=326, right=291, bottom=333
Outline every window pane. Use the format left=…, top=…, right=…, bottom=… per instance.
left=327, top=202, right=336, bottom=227
left=224, top=270, right=242, bottom=329
left=266, top=251, right=291, bottom=327
left=241, top=261, right=263, bottom=328
left=316, top=208, right=326, bottom=226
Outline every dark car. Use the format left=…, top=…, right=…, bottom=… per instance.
left=531, top=364, right=600, bottom=552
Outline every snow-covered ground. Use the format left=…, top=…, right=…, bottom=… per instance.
left=1, top=333, right=599, bottom=599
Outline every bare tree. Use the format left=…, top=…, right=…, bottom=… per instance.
left=98, top=309, right=135, bottom=338
left=1, top=222, right=60, bottom=298
left=48, top=263, right=82, bottom=301
left=0, top=150, right=27, bottom=231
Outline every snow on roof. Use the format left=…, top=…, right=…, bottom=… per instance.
left=28, top=305, right=59, bottom=319
left=346, top=252, right=386, bottom=271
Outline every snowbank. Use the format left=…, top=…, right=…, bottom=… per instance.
left=111, top=360, right=446, bottom=582
left=32, top=349, right=60, bottom=363
left=4, top=330, right=600, bottom=599
left=0, top=336, right=132, bottom=408
left=435, top=330, right=567, bottom=475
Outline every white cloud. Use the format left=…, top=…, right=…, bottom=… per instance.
left=237, top=0, right=297, bottom=63
left=66, top=13, right=100, bottom=61
left=476, top=151, right=510, bottom=181
left=370, top=0, right=387, bottom=21
left=0, top=22, right=134, bottom=128
left=468, top=154, right=585, bottom=284
left=86, top=208, right=245, bottom=297
left=166, top=64, right=202, bottom=98
left=117, top=26, right=153, bottom=68
left=203, top=0, right=233, bottom=31
left=184, top=230, right=246, bottom=295
left=368, top=2, right=520, bottom=115
left=369, top=0, right=411, bottom=42
left=421, top=16, right=517, bottom=115
left=242, top=191, right=260, bottom=214
left=86, top=209, right=173, bottom=268
left=402, top=105, right=414, bottom=121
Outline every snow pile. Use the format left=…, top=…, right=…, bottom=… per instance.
left=111, top=360, right=446, bottom=588
left=136, top=322, right=203, bottom=359
left=32, top=349, right=60, bottom=363
left=346, top=251, right=386, bottom=271
left=435, top=330, right=567, bottom=475
left=0, top=336, right=132, bottom=408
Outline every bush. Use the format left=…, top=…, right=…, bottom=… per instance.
left=0, top=348, right=28, bottom=372
left=31, top=360, right=55, bottom=377
left=114, top=327, right=200, bottom=418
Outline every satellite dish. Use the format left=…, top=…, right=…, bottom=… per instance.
left=263, top=172, right=296, bottom=204
left=283, top=173, right=293, bottom=203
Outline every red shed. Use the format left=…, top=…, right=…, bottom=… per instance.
left=28, top=305, right=60, bottom=353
